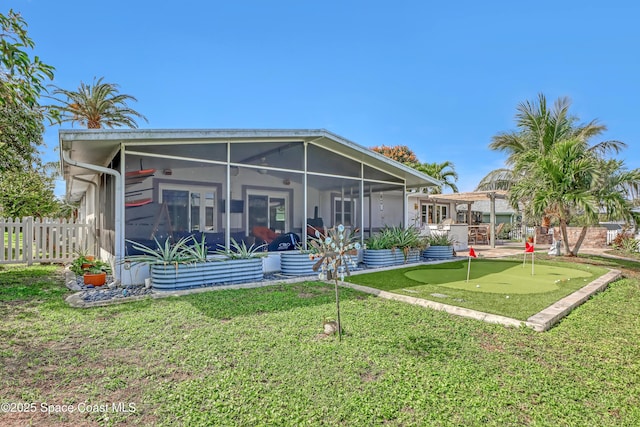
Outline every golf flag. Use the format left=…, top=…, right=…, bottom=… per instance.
left=466, top=246, right=476, bottom=282
left=523, top=241, right=535, bottom=275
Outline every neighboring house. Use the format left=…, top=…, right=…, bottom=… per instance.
left=59, top=129, right=440, bottom=283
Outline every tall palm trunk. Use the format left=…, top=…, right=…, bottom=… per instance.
left=571, top=226, right=589, bottom=257
left=559, top=218, right=572, bottom=256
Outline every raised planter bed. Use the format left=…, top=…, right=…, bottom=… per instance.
left=364, top=248, right=421, bottom=268
left=151, top=258, right=263, bottom=291
left=423, top=245, right=454, bottom=260
left=280, top=252, right=316, bottom=276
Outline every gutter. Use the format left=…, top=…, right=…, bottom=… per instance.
left=62, top=150, right=123, bottom=281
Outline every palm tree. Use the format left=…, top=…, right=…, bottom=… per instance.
left=477, top=93, right=624, bottom=191
left=509, top=138, right=640, bottom=256
left=50, top=77, right=147, bottom=129
left=413, top=161, right=459, bottom=194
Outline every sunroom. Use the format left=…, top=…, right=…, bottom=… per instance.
left=60, top=129, right=440, bottom=284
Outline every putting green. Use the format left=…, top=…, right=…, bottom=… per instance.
left=404, top=260, right=593, bottom=294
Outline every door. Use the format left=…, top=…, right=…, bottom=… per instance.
left=247, top=191, right=289, bottom=234
left=160, top=186, right=217, bottom=233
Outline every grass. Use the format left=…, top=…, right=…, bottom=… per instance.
left=0, top=258, right=639, bottom=426
left=346, top=259, right=608, bottom=320
left=0, top=264, right=67, bottom=302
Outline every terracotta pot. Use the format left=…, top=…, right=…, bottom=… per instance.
left=81, top=256, right=96, bottom=270
left=84, top=272, right=106, bottom=286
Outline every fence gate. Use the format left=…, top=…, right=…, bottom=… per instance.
left=1, top=217, right=90, bottom=265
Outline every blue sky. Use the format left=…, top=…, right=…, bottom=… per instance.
left=12, top=0, right=640, bottom=195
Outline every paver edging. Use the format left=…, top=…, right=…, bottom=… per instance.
left=526, top=269, right=621, bottom=331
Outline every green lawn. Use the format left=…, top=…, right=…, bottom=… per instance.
left=346, top=259, right=608, bottom=320
left=1, top=260, right=639, bottom=426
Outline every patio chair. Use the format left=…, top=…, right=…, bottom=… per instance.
left=494, top=223, right=505, bottom=244
left=476, top=226, right=489, bottom=244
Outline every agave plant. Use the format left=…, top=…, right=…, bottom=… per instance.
left=125, top=236, right=196, bottom=266
left=365, top=228, right=396, bottom=250
left=424, top=232, right=454, bottom=246
left=215, top=238, right=266, bottom=260
left=182, top=233, right=209, bottom=262
left=365, top=225, right=422, bottom=256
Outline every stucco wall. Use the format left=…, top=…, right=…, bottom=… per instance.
left=553, top=226, right=608, bottom=249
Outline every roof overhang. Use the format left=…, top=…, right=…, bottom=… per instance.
left=59, top=129, right=442, bottom=200
left=408, top=190, right=508, bottom=204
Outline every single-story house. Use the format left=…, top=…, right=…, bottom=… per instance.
left=60, top=129, right=441, bottom=284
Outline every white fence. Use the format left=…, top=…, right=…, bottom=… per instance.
left=509, top=226, right=536, bottom=241
left=606, top=229, right=619, bottom=245
left=1, top=217, right=90, bottom=265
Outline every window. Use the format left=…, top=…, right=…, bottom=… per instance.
left=246, top=190, right=289, bottom=234
left=422, top=203, right=448, bottom=224
left=334, top=197, right=354, bottom=226
left=159, top=185, right=216, bottom=232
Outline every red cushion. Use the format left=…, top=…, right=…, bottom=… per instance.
left=252, top=226, right=278, bottom=243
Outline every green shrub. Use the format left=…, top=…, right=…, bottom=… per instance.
left=365, top=225, right=423, bottom=250
left=424, top=232, right=454, bottom=246
left=612, top=232, right=639, bottom=253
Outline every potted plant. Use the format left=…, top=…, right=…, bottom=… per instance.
left=70, top=253, right=111, bottom=286
left=422, top=232, right=455, bottom=259
left=82, top=260, right=111, bottom=286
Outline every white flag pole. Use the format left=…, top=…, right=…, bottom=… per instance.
left=532, top=251, right=535, bottom=275
left=532, top=235, right=536, bottom=275
left=466, top=255, right=471, bottom=282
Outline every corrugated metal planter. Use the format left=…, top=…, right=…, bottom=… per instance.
left=151, top=258, right=263, bottom=291
left=364, top=248, right=423, bottom=267
left=423, top=245, right=454, bottom=260
left=363, top=249, right=403, bottom=267
left=280, top=252, right=316, bottom=276
left=405, top=248, right=422, bottom=264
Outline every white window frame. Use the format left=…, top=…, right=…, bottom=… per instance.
left=245, top=189, right=290, bottom=234
left=158, top=183, right=217, bottom=232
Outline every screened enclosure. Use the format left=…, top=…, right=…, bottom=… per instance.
left=123, top=139, right=408, bottom=254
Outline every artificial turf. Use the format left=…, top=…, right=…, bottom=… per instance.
left=346, top=258, right=607, bottom=319
left=404, top=259, right=592, bottom=294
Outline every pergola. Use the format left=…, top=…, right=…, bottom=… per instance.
left=425, top=190, right=508, bottom=248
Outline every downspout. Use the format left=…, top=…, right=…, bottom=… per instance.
left=71, top=176, right=98, bottom=255
left=62, top=150, right=123, bottom=282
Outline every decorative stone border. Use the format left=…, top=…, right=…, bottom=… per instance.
left=65, top=274, right=317, bottom=309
